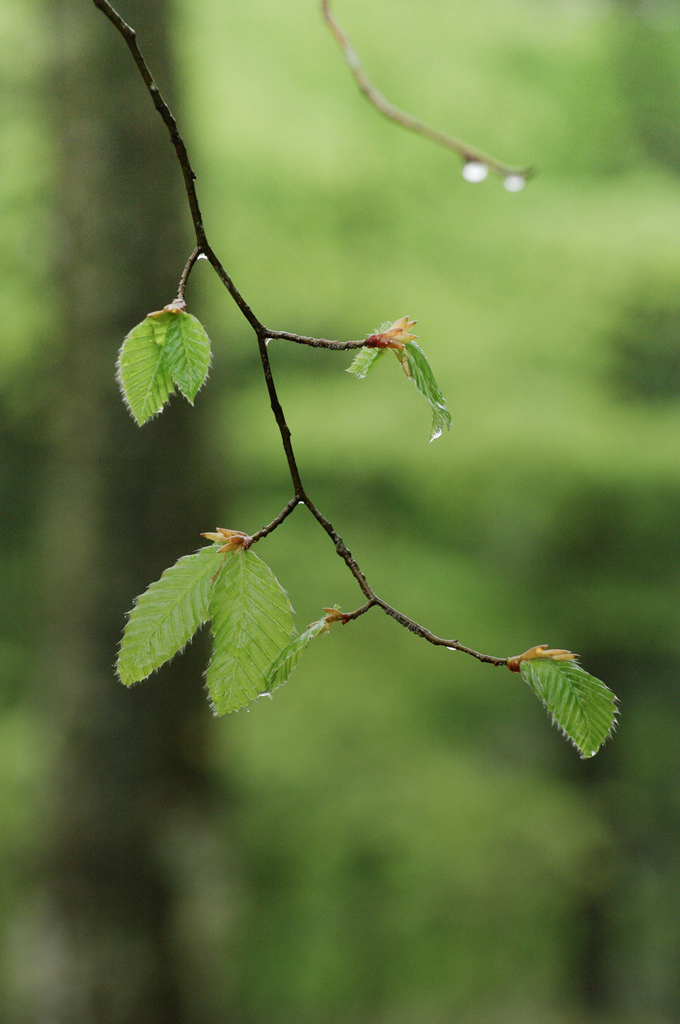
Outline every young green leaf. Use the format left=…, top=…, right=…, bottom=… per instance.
left=116, top=314, right=175, bottom=425
left=264, top=617, right=329, bottom=692
left=404, top=341, right=452, bottom=442
left=519, top=657, right=618, bottom=758
left=163, top=311, right=211, bottom=402
left=347, top=337, right=451, bottom=442
left=117, top=544, right=223, bottom=686
left=347, top=346, right=388, bottom=378
left=206, top=550, right=295, bottom=714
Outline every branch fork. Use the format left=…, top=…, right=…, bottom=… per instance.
left=94, top=0, right=531, bottom=674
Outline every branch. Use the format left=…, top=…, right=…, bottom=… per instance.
left=176, top=246, right=202, bottom=303
left=246, top=498, right=301, bottom=548
left=249, top=498, right=508, bottom=666
left=93, top=0, right=513, bottom=670
left=320, top=0, right=534, bottom=186
left=91, top=1, right=207, bottom=239
left=265, top=331, right=367, bottom=350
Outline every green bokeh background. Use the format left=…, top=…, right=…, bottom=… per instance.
left=2, top=0, right=680, bottom=1021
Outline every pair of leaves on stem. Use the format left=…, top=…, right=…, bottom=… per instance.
left=117, top=543, right=326, bottom=714
left=116, top=308, right=211, bottom=425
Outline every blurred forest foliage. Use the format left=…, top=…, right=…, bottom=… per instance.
left=1, top=0, right=680, bottom=1021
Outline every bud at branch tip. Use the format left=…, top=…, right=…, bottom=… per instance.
left=507, top=644, right=578, bottom=673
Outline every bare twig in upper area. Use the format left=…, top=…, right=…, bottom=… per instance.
left=320, top=0, right=534, bottom=186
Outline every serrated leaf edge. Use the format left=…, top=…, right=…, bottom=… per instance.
left=205, top=550, right=295, bottom=715
left=117, top=545, right=222, bottom=686
left=264, top=617, right=328, bottom=693
left=116, top=316, right=175, bottom=426
left=520, top=658, right=618, bottom=758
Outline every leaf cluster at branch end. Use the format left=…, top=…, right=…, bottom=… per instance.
left=347, top=326, right=451, bottom=442
left=117, top=544, right=333, bottom=714
left=116, top=310, right=211, bottom=425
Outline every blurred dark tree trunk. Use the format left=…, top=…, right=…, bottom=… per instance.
left=32, top=2, right=222, bottom=1021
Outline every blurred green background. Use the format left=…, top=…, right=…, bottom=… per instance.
left=2, top=0, right=680, bottom=1021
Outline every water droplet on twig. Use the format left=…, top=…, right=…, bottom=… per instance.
left=461, top=161, right=488, bottom=183
left=503, top=174, right=526, bottom=193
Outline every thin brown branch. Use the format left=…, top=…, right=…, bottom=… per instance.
left=371, top=598, right=507, bottom=665
left=246, top=498, right=301, bottom=548
left=92, top=0, right=209, bottom=240
left=91, top=0, right=266, bottom=332
left=93, top=1, right=390, bottom=347
left=203, top=245, right=264, bottom=334
left=254, top=334, right=305, bottom=497
left=176, top=246, right=203, bottom=302
left=337, top=599, right=378, bottom=622
left=265, top=330, right=367, bottom=350
left=320, top=0, right=534, bottom=183
left=300, top=498, right=506, bottom=664
left=301, top=496, right=374, bottom=601
left=93, top=0, right=514, bottom=672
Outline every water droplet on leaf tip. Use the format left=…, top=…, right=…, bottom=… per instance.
left=503, top=174, right=526, bottom=193
left=461, top=161, right=488, bottom=183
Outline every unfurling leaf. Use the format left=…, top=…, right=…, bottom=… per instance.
left=519, top=656, right=618, bottom=758
left=403, top=341, right=452, bottom=442
left=201, top=527, right=250, bottom=552
left=364, top=316, right=418, bottom=348
left=347, top=325, right=451, bottom=442
left=117, top=545, right=223, bottom=685
left=117, top=310, right=211, bottom=424
left=206, top=550, right=294, bottom=714
left=265, top=617, right=329, bottom=692
left=347, top=346, right=387, bottom=378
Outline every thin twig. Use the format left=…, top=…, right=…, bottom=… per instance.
left=93, top=0, right=512, bottom=671
left=91, top=1, right=209, bottom=239
left=91, top=0, right=266, bottom=327
left=337, top=599, right=378, bottom=622
left=254, top=333, right=305, bottom=497
left=246, top=498, right=301, bottom=547
left=372, top=597, right=507, bottom=665
left=320, top=0, right=534, bottom=182
left=266, top=331, right=367, bottom=350
left=176, top=246, right=203, bottom=302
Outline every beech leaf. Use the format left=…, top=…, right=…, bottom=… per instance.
left=347, top=339, right=451, bottom=442
left=206, top=550, right=295, bottom=714
left=116, top=314, right=175, bottom=425
left=265, top=617, right=329, bottom=692
left=347, top=347, right=387, bottom=378
left=519, top=657, right=618, bottom=758
left=117, top=545, right=222, bottom=686
left=404, top=341, right=452, bottom=442
left=162, top=311, right=211, bottom=402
